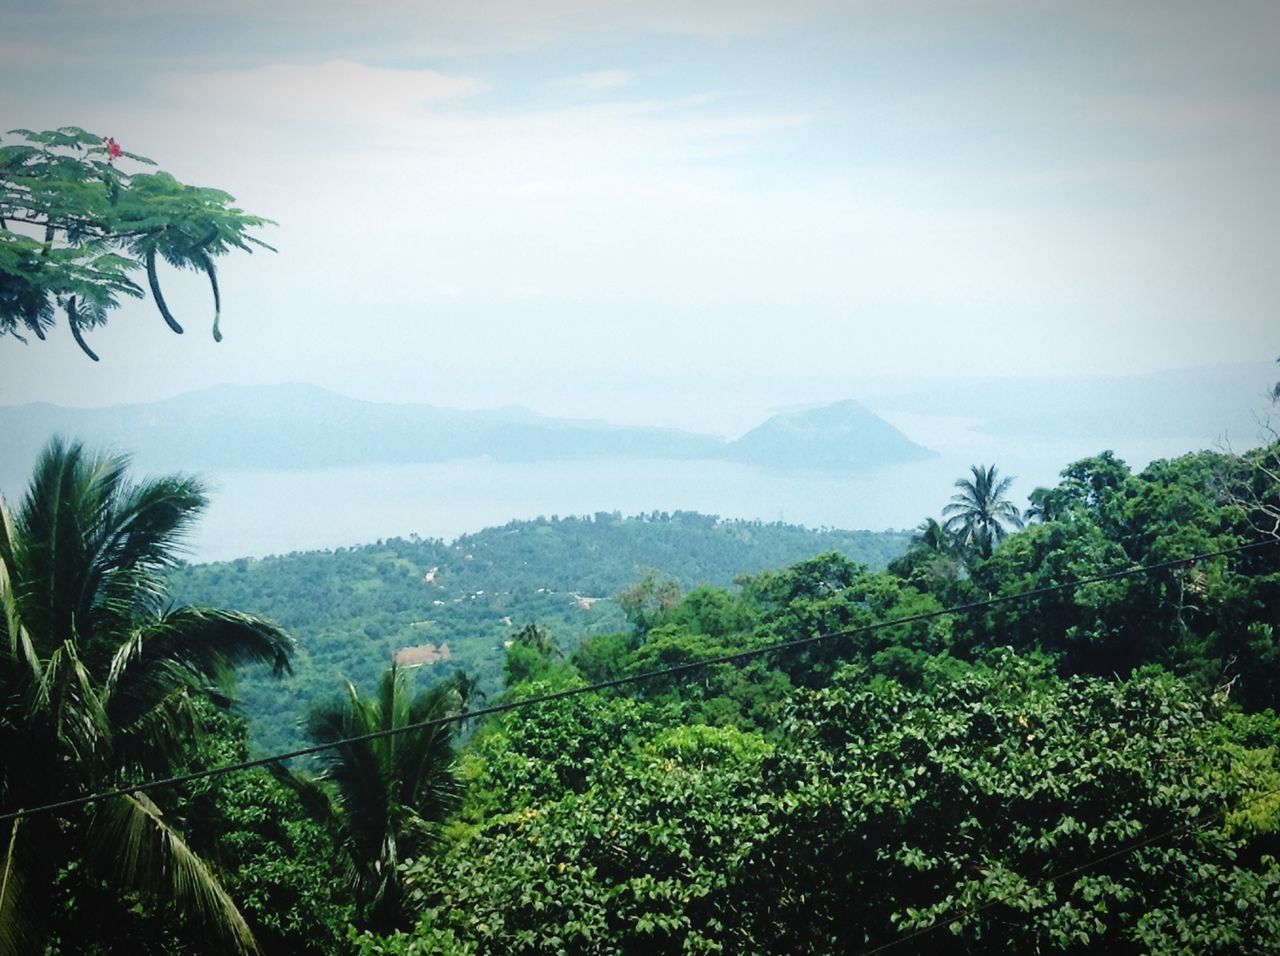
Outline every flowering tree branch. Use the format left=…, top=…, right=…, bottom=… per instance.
left=0, top=126, right=274, bottom=360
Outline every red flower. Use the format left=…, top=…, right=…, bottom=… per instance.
left=103, top=136, right=123, bottom=161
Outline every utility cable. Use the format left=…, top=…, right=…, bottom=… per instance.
left=0, top=537, right=1275, bottom=826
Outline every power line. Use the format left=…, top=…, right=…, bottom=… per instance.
left=861, top=778, right=1280, bottom=955
left=0, top=538, right=1275, bottom=826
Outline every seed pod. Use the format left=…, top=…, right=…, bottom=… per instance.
left=146, top=245, right=183, bottom=334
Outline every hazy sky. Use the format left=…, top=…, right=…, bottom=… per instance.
left=3, top=0, right=1278, bottom=434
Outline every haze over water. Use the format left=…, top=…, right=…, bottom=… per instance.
left=187, top=425, right=1221, bottom=562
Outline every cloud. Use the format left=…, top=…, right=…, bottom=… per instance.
left=1079, top=92, right=1279, bottom=138
left=549, top=69, right=633, bottom=93
left=161, top=60, right=487, bottom=127
left=6, top=0, right=1277, bottom=409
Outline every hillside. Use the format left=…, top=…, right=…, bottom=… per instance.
left=167, top=511, right=910, bottom=754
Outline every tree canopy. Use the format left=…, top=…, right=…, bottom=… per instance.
left=0, top=126, right=273, bottom=360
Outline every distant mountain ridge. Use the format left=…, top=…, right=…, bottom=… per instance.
left=868, top=362, right=1276, bottom=444
left=0, top=383, right=934, bottom=475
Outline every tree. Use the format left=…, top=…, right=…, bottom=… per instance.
left=356, top=658, right=1280, bottom=955
left=1229, top=357, right=1280, bottom=540
left=290, top=665, right=458, bottom=933
left=618, top=570, right=684, bottom=635
left=501, top=623, right=565, bottom=689
left=0, top=438, right=294, bottom=956
left=1, top=126, right=273, bottom=360
left=942, top=463, right=1025, bottom=560
left=1024, top=485, right=1068, bottom=523
left=911, top=516, right=953, bottom=555
left=887, top=517, right=965, bottom=603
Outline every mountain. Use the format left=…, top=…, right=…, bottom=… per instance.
left=0, top=384, right=936, bottom=475
left=868, top=362, right=1276, bottom=445
left=727, top=400, right=938, bottom=468
left=0, top=383, right=722, bottom=473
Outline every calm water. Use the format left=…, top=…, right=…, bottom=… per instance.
left=181, top=428, right=1225, bottom=562
left=0, top=415, right=1236, bottom=563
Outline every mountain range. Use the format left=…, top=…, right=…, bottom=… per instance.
left=870, top=361, right=1277, bottom=444
left=0, top=384, right=936, bottom=476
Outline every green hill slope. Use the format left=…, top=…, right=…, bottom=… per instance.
left=167, top=511, right=910, bottom=754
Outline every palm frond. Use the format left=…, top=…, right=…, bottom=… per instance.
left=0, top=541, right=41, bottom=686
left=103, top=608, right=292, bottom=769
left=0, top=819, right=38, bottom=956
left=0, top=441, right=295, bottom=950
left=943, top=464, right=1023, bottom=559
left=88, top=792, right=258, bottom=955
left=397, top=684, right=458, bottom=817
left=108, top=677, right=207, bottom=777
left=37, top=640, right=111, bottom=769
left=266, top=761, right=364, bottom=891
left=301, top=668, right=458, bottom=928
left=6, top=439, right=207, bottom=652
left=106, top=606, right=292, bottom=700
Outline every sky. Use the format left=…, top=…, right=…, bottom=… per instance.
left=2, top=0, right=1278, bottom=436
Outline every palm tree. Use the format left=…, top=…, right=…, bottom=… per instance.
left=289, top=665, right=458, bottom=933
left=0, top=439, right=294, bottom=956
left=446, top=667, right=486, bottom=716
left=1025, top=486, right=1068, bottom=524
left=942, top=464, right=1025, bottom=560
left=912, top=517, right=955, bottom=556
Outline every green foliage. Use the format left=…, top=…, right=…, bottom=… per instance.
left=286, top=666, right=459, bottom=933
left=744, top=552, right=948, bottom=689
left=1, top=126, right=273, bottom=358
left=362, top=660, right=1280, bottom=954
left=456, top=689, right=659, bottom=826
left=617, top=570, right=684, bottom=634
left=501, top=623, right=566, bottom=689
left=758, top=658, right=1280, bottom=952
left=571, top=630, right=640, bottom=684
left=0, top=439, right=294, bottom=955
left=166, top=513, right=910, bottom=755
left=363, top=719, right=775, bottom=955
left=181, top=739, right=354, bottom=955
left=888, top=517, right=964, bottom=595
left=20, top=437, right=1274, bottom=954
left=350, top=441, right=1280, bottom=955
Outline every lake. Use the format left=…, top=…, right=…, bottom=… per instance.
left=181, top=427, right=1232, bottom=562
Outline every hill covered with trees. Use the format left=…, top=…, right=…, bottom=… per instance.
left=167, top=512, right=911, bottom=755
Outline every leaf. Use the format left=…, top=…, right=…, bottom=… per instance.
left=88, top=792, right=259, bottom=955
left=0, top=819, right=38, bottom=956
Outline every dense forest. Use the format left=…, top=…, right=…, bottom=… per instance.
left=5, top=430, right=1279, bottom=954
left=166, top=514, right=910, bottom=755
